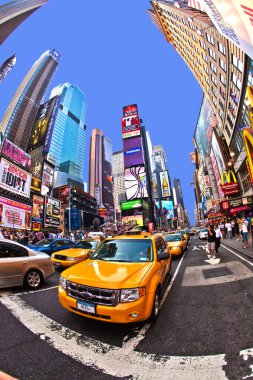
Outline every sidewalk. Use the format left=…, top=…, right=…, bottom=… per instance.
left=221, top=233, right=253, bottom=259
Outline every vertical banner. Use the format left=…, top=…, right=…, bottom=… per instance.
left=159, top=170, right=170, bottom=198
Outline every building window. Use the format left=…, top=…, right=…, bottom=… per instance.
left=209, top=48, right=216, bottom=60
left=220, top=87, right=225, bottom=99
left=232, top=73, right=242, bottom=89
left=204, top=65, right=208, bottom=73
left=218, top=42, right=226, bottom=55
left=200, top=40, right=206, bottom=50
left=218, top=109, right=223, bottom=119
left=211, top=74, right=217, bottom=86
left=220, top=73, right=226, bottom=85
left=219, top=99, right=224, bottom=110
left=212, top=86, right=217, bottom=96
left=229, top=102, right=236, bottom=116
left=202, top=53, right=208, bottom=62
left=219, top=58, right=226, bottom=72
left=212, top=96, right=217, bottom=106
left=230, top=89, right=239, bottom=105
left=206, top=76, right=210, bottom=84
left=206, top=33, right=214, bottom=45
left=227, top=114, right=234, bottom=128
left=192, top=34, right=197, bottom=42
left=210, top=62, right=217, bottom=74
left=232, top=55, right=243, bottom=72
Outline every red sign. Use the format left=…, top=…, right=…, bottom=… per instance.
left=32, top=222, right=41, bottom=231
left=230, top=205, right=250, bottom=214
left=221, top=201, right=230, bottom=210
left=123, top=104, right=138, bottom=117
left=98, top=208, right=108, bottom=218
left=148, top=222, right=154, bottom=232
left=221, top=182, right=239, bottom=196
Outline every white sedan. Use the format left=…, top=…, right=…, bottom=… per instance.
left=199, top=228, right=208, bottom=240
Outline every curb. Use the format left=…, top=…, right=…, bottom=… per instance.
left=221, top=242, right=253, bottom=261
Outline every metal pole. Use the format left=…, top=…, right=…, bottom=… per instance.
left=69, top=185, right=71, bottom=234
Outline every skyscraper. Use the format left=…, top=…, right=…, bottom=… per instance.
left=152, top=145, right=167, bottom=172
left=112, top=150, right=126, bottom=216
left=174, top=178, right=185, bottom=211
left=0, top=0, right=48, bottom=45
left=0, top=54, right=16, bottom=84
left=0, top=49, right=60, bottom=150
left=89, top=128, right=114, bottom=216
left=47, top=82, right=87, bottom=184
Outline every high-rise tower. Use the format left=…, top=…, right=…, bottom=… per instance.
left=0, top=0, right=48, bottom=45
left=0, top=49, right=60, bottom=150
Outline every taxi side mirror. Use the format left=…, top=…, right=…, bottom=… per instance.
left=158, top=251, right=170, bottom=261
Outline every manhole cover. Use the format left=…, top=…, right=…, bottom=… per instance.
left=203, top=267, right=233, bottom=279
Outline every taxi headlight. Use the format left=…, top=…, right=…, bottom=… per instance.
left=59, top=276, right=67, bottom=290
left=171, top=247, right=179, bottom=250
left=120, top=287, right=146, bottom=303
left=66, top=257, right=78, bottom=261
left=51, top=253, right=55, bottom=258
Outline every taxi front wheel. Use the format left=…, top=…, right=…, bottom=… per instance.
left=150, top=289, right=161, bottom=322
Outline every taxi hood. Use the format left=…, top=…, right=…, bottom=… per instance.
left=63, top=259, right=154, bottom=288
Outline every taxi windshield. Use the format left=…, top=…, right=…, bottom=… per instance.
left=91, top=239, right=153, bottom=262
left=165, top=235, right=181, bottom=242
left=74, top=241, right=99, bottom=249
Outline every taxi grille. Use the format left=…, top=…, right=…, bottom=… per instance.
left=54, top=255, right=67, bottom=261
left=67, top=282, right=120, bottom=306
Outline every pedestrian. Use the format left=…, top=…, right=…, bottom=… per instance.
left=37, top=231, right=44, bottom=241
left=225, top=221, right=232, bottom=239
left=207, top=224, right=216, bottom=259
left=236, top=218, right=243, bottom=241
left=247, top=215, right=251, bottom=232
left=231, top=219, right=235, bottom=237
left=214, top=225, right=222, bottom=257
left=242, top=217, right=249, bottom=248
left=219, top=221, right=226, bottom=239
left=23, top=229, right=29, bottom=246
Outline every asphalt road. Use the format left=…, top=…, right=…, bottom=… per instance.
left=1, top=236, right=253, bottom=380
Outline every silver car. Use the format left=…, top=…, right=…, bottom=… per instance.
left=0, top=238, right=55, bottom=289
left=199, top=228, right=208, bottom=240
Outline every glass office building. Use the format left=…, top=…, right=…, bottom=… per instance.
left=47, top=82, right=87, bottom=184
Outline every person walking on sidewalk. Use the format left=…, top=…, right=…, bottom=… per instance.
left=242, top=217, right=249, bottom=248
left=225, top=221, right=232, bottom=239
left=207, top=224, right=216, bottom=258
left=214, top=225, right=222, bottom=257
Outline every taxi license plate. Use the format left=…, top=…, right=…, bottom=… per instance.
left=77, top=301, right=95, bottom=314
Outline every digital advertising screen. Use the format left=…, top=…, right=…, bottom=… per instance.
left=155, top=200, right=174, bottom=219
left=41, top=162, right=54, bottom=197
left=211, top=133, right=226, bottom=176
left=123, top=104, right=138, bottom=117
left=122, top=114, right=141, bottom=139
left=31, top=176, right=42, bottom=193
left=159, top=170, right=171, bottom=198
left=0, top=196, right=31, bottom=230
left=0, top=158, right=31, bottom=198
left=32, top=195, right=44, bottom=223
left=27, top=96, right=60, bottom=152
left=1, top=138, right=31, bottom=170
left=122, top=214, right=143, bottom=227
left=44, top=197, right=60, bottom=227
left=125, top=166, right=148, bottom=200
left=123, top=137, right=144, bottom=168
left=121, top=199, right=142, bottom=211
left=152, top=173, right=159, bottom=199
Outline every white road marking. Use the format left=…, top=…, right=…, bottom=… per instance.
left=192, top=246, right=200, bottom=251
left=14, top=285, right=58, bottom=296
left=221, top=245, right=253, bottom=267
left=204, top=258, right=221, bottom=265
left=0, top=295, right=228, bottom=380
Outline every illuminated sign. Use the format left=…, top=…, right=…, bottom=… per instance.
left=125, top=166, right=148, bottom=200
left=159, top=171, right=170, bottom=198
left=0, top=196, right=31, bottom=230
left=41, top=162, right=54, bottom=197
left=122, top=214, right=143, bottom=227
left=1, top=138, right=31, bottom=170
left=44, top=197, right=61, bottom=227
left=0, top=158, right=31, bottom=198
left=221, top=201, right=230, bottom=211
left=123, top=137, right=144, bottom=167
left=32, top=195, right=44, bottom=223
left=152, top=173, right=159, bottom=199
left=220, top=170, right=239, bottom=196
left=123, top=104, right=138, bottom=117
left=122, top=114, right=141, bottom=139
left=59, top=185, right=70, bottom=203
left=31, top=176, right=41, bottom=193
left=121, top=199, right=142, bottom=211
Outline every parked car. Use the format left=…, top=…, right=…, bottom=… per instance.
left=164, top=233, right=187, bottom=256
left=0, top=239, right=55, bottom=289
left=58, top=232, right=172, bottom=323
left=199, top=228, right=208, bottom=240
left=51, top=238, right=101, bottom=268
left=28, top=238, right=75, bottom=256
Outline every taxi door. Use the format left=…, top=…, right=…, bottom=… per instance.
left=155, top=236, right=170, bottom=286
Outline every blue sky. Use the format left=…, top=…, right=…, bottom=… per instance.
left=0, top=0, right=203, bottom=223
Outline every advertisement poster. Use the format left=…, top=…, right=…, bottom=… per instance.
left=159, top=170, right=171, bottom=198
left=0, top=196, right=31, bottom=230
left=125, top=166, right=148, bottom=200
left=123, top=137, right=144, bottom=168
left=122, top=114, right=141, bottom=139
left=59, top=185, right=70, bottom=203
left=32, top=195, right=44, bottom=222
left=31, top=176, right=42, bottom=193
left=0, top=158, right=31, bottom=198
left=210, top=148, right=224, bottom=198
left=155, top=201, right=174, bottom=219
left=44, top=197, right=60, bottom=227
left=122, top=214, right=143, bottom=227
left=152, top=173, right=159, bottom=199
left=41, top=162, right=54, bottom=197
left=123, top=104, right=138, bottom=117
left=121, top=199, right=142, bottom=211
left=1, top=138, right=31, bottom=170
left=211, top=134, right=226, bottom=176
left=27, top=96, right=60, bottom=152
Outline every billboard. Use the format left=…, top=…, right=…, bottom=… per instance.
left=31, top=176, right=42, bottom=193
left=44, top=197, right=61, bottom=227
left=59, top=185, right=70, bottom=203
left=1, top=138, right=31, bottom=170
left=32, top=195, right=44, bottom=223
left=121, top=199, right=142, bottom=211
left=122, top=214, right=143, bottom=227
left=125, top=166, right=148, bottom=200
left=0, top=196, right=31, bottom=230
left=159, top=170, right=170, bottom=198
left=27, top=96, right=60, bottom=152
left=123, top=104, right=138, bottom=117
left=122, top=114, right=141, bottom=139
left=211, top=133, right=226, bottom=176
left=0, top=158, right=31, bottom=198
left=123, top=137, right=144, bottom=168
left=152, top=173, right=159, bottom=199
left=41, top=162, right=54, bottom=197
left=155, top=200, right=174, bottom=219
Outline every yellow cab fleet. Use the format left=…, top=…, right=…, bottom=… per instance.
left=164, top=233, right=187, bottom=256
left=58, top=231, right=172, bottom=323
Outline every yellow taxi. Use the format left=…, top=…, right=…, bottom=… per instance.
left=164, top=233, right=187, bottom=256
left=58, top=232, right=172, bottom=323
left=51, top=239, right=100, bottom=268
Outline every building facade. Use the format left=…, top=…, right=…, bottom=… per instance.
left=0, top=54, right=16, bottom=85
left=0, top=49, right=60, bottom=150
left=112, top=150, right=126, bottom=218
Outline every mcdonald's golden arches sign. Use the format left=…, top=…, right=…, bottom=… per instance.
left=220, top=170, right=239, bottom=196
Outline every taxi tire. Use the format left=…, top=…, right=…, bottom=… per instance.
left=150, top=288, right=161, bottom=322
left=24, top=269, right=43, bottom=290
